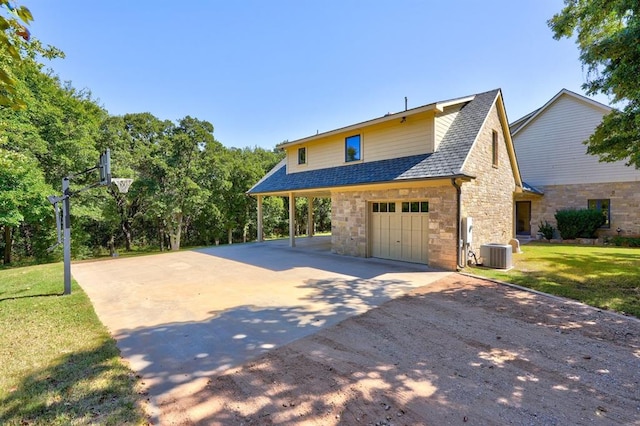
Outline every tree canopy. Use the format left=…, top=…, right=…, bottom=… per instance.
left=0, top=0, right=33, bottom=109
left=549, top=0, right=640, bottom=168
left=0, top=40, right=289, bottom=264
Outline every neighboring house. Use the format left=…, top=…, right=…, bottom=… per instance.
left=512, top=89, right=640, bottom=239
left=248, top=89, right=523, bottom=270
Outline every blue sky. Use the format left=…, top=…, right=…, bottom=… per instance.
left=27, top=1, right=611, bottom=149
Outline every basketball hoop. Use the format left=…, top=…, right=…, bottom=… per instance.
left=111, top=178, right=133, bottom=194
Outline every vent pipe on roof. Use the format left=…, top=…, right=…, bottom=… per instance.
left=404, top=96, right=408, bottom=111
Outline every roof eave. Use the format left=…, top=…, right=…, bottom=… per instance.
left=247, top=173, right=476, bottom=196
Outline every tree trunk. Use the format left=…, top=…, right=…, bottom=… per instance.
left=228, top=228, right=233, bottom=245
left=158, top=217, right=164, bottom=251
left=3, top=225, right=12, bottom=264
left=168, top=212, right=183, bottom=251
left=20, top=224, right=33, bottom=257
left=122, top=220, right=132, bottom=251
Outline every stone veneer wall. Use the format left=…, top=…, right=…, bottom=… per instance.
left=526, top=181, right=640, bottom=237
left=460, top=103, right=516, bottom=256
left=331, top=184, right=458, bottom=270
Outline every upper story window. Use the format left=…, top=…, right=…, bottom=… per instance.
left=345, top=134, right=361, bottom=162
left=588, top=199, right=610, bottom=228
left=298, top=147, right=306, bottom=165
left=492, top=130, right=499, bottom=167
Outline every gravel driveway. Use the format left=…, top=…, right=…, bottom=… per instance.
left=156, top=274, right=640, bottom=425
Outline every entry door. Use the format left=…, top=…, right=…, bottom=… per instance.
left=516, top=201, right=531, bottom=235
left=370, top=201, right=429, bottom=263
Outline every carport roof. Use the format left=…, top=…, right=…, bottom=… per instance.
left=249, top=89, right=502, bottom=195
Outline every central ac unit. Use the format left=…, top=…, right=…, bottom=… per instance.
left=480, top=244, right=513, bottom=269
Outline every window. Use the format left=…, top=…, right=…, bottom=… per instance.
left=372, top=202, right=395, bottom=212
left=588, top=199, right=610, bottom=228
left=401, top=201, right=429, bottom=213
left=345, top=134, right=361, bottom=162
left=492, top=130, right=499, bottom=167
left=298, top=147, right=306, bottom=165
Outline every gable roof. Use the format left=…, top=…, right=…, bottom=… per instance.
left=510, top=88, right=611, bottom=136
left=249, top=89, right=521, bottom=195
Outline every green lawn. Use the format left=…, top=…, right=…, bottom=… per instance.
left=467, top=242, right=640, bottom=318
left=0, top=263, right=147, bottom=425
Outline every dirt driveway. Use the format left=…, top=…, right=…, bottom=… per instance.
left=158, top=274, right=640, bottom=425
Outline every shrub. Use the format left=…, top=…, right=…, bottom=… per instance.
left=555, top=208, right=606, bottom=239
left=609, top=236, right=640, bottom=247
left=538, top=220, right=555, bottom=241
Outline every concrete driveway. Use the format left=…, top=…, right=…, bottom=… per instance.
left=72, top=236, right=451, bottom=406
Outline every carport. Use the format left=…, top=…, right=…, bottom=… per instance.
left=255, top=186, right=331, bottom=248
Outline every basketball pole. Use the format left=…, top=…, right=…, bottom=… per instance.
left=62, top=176, right=72, bottom=295
left=47, top=149, right=131, bottom=296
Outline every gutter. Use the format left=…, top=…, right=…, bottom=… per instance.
left=452, top=178, right=465, bottom=270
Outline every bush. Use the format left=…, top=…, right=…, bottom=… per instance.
left=608, top=236, right=640, bottom=247
left=555, top=209, right=606, bottom=239
left=538, top=220, right=555, bottom=240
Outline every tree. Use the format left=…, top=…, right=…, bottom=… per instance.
left=549, top=1, right=640, bottom=168
left=0, top=148, right=49, bottom=263
left=0, top=0, right=33, bottom=109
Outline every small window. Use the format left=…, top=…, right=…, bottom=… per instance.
left=402, top=201, right=429, bottom=213
left=492, top=130, right=499, bottom=167
left=588, top=199, right=610, bottom=228
left=345, top=134, right=361, bottom=162
left=298, top=147, right=306, bottom=165
left=372, top=202, right=396, bottom=213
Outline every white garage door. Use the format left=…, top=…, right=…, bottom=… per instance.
left=370, top=201, right=429, bottom=263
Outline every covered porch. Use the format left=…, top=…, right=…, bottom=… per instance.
left=255, top=189, right=332, bottom=248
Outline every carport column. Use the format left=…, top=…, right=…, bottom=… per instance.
left=289, top=192, right=296, bottom=247
left=257, top=195, right=263, bottom=242
left=307, top=196, right=314, bottom=238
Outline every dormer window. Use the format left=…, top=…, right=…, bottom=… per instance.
left=345, top=134, right=361, bottom=162
left=298, top=147, right=307, bottom=165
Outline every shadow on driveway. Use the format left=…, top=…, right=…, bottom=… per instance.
left=72, top=238, right=451, bottom=416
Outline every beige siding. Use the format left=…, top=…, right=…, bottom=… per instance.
left=514, top=94, right=640, bottom=185
left=433, top=105, right=462, bottom=151
left=287, top=111, right=435, bottom=174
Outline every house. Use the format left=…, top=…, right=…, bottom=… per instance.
left=248, top=89, right=523, bottom=270
left=511, top=89, right=640, bottom=239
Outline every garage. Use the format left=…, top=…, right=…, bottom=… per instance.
left=370, top=200, right=429, bottom=263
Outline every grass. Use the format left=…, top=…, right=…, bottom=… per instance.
left=468, top=242, right=640, bottom=318
left=0, top=263, right=148, bottom=425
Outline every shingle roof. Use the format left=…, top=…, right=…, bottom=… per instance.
left=398, top=89, right=499, bottom=179
left=522, top=181, right=544, bottom=195
left=249, top=89, right=501, bottom=194
left=249, top=153, right=432, bottom=193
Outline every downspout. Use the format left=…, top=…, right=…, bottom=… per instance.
left=452, top=178, right=465, bottom=270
